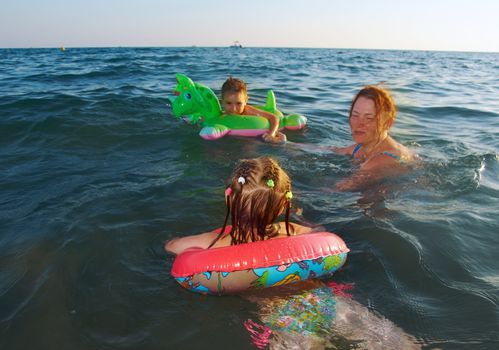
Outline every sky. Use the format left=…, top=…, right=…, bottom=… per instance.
left=1, top=0, right=498, bottom=52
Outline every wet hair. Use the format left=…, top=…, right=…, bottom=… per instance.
left=208, top=157, right=293, bottom=248
left=221, top=76, right=247, bottom=98
left=349, top=85, right=397, bottom=134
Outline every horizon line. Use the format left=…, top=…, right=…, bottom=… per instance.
left=1, top=45, right=498, bottom=54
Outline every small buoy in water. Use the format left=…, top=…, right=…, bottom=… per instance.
left=60, top=47, right=65, bottom=52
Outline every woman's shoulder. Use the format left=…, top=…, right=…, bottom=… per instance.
left=363, top=139, right=414, bottom=170
left=385, top=138, right=416, bottom=162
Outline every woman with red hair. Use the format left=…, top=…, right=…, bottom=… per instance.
left=334, top=85, right=416, bottom=191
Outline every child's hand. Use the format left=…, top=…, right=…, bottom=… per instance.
left=262, top=132, right=287, bottom=144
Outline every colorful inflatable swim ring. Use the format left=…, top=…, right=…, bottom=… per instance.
left=171, top=227, right=349, bottom=295
left=168, top=74, right=307, bottom=140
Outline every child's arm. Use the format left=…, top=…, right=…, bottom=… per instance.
left=244, top=105, right=286, bottom=143
left=164, top=230, right=220, bottom=255
left=290, top=222, right=313, bottom=235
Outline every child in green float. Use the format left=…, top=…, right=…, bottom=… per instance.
left=221, top=77, right=287, bottom=144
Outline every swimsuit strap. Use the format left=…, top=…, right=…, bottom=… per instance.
left=379, top=151, right=401, bottom=161
left=351, top=144, right=362, bottom=158
left=352, top=144, right=403, bottom=163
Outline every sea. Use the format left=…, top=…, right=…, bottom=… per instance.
left=0, top=47, right=498, bottom=349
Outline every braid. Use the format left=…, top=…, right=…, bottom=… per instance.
left=269, top=158, right=292, bottom=236
left=208, top=193, right=231, bottom=248
left=263, top=158, right=278, bottom=186
left=235, top=160, right=256, bottom=186
left=231, top=159, right=258, bottom=245
left=261, top=157, right=293, bottom=237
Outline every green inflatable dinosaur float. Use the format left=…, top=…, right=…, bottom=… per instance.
left=168, top=73, right=307, bottom=140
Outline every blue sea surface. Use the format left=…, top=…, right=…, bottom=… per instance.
left=0, top=47, right=498, bottom=349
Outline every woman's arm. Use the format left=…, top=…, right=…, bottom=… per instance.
left=336, top=154, right=403, bottom=191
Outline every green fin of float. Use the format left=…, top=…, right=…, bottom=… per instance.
left=265, top=90, right=277, bottom=113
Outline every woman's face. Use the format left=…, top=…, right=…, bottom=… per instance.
left=349, top=96, right=379, bottom=145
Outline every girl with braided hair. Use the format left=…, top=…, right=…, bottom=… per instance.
left=164, top=157, right=312, bottom=255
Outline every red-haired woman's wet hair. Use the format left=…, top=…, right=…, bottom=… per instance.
left=349, top=85, right=397, bottom=135
left=208, top=157, right=293, bottom=248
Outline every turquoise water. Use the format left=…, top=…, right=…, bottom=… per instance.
left=0, top=47, right=498, bottom=349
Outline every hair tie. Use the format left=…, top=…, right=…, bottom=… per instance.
left=237, top=176, right=246, bottom=185
left=285, top=191, right=293, bottom=200
left=266, top=179, right=275, bottom=188
left=225, top=187, right=232, bottom=197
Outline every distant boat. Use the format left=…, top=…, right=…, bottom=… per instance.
left=230, top=41, right=243, bottom=48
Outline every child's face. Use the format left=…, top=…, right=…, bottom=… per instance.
left=349, top=96, right=379, bottom=145
left=222, top=92, right=248, bottom=115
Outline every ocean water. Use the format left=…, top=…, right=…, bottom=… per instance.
left=0, top=47, right=498, bottom=349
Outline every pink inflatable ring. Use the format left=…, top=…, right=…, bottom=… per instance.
left=171, top=229, right=349, bottom=295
